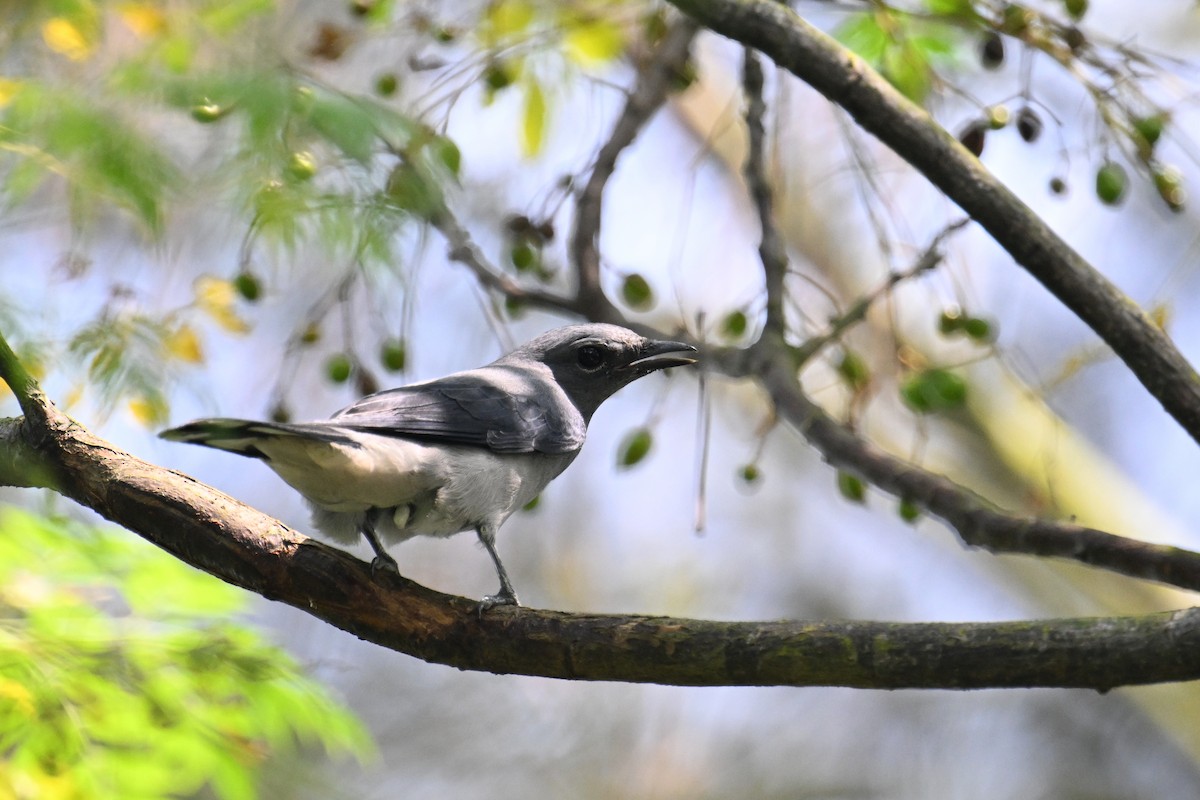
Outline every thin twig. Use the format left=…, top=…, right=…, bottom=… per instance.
left=0, top=330, right=47, bottom=425
left=742, top=48, right=788, bottom=337
left=429, top=202, right=586, bottom=317
left=570, top=16, right=699, bottom=315
left=791, top=218, right=970, bottom=366
left=666, top=0, right=1200, bottom=449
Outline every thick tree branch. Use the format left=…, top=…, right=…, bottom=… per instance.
left=0, top=417, right=58, bottom=490
left=3, top=327, right=1200, bottom=689
left=3, top=397, right=1200, bottom=689
left=667, top=0, right=1200, bottom=448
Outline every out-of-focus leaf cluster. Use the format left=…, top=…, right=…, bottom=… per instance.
left=835, top=1, right=1187, bottom=212
left=0, top=505, right=371, bottom=800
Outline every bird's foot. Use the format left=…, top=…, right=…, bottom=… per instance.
left=370, top=552, right=400, bottom=577
left=476, top=589, right=520, bottom=617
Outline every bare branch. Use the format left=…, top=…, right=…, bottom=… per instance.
left=666, top=0, right=1200, bottom=447
left=428, top=203, right=588, bottom=317
left=746, top=345, right=1200, bottom=594
left=741, top=48, right=788, bottom=337
left=570, top=16, right=699, bottom=315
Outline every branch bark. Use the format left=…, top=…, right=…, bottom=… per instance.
left=5, top=408, right=1200, bottom=689
left=3, top=329, right=1200, bottom=689
left=666, top=0, right=1200, bottom=447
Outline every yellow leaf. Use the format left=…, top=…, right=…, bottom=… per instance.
left=42, top=17, right=94, bottom=61
left=521, top=80, right=547, bottom=158
left=63, top=383, right=84, bottom=410
left=564, top=18, right=625, bottom=66
left=128, top=396, right=166, bottom=426
left=0, top=79, right=21, bottom=109
left=195, top=274, right=237, bottom=309
left=484, top=0, right=535, bottom=43
left=194, top=275, right=250, bottom=334
left=118, top=3, right=169, bottom=38
left=165, top=324, right=204, bottom=363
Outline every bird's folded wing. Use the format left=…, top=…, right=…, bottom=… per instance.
left=329, top=374, right=585, bottom=455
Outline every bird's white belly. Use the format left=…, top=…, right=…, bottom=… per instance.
left=258, top=429, right=575, bottom=546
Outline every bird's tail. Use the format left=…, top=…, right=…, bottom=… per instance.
left=159, top=418, right=344, bottom=459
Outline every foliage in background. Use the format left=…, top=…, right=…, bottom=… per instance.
left=0, top=505, right=370, bottom=800
left=0, top=0, right=646, bottom=424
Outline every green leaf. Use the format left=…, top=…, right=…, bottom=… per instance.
left=385, top=162, right=443, bottom=218
left=618, top=427, right=653, bottom=468
left=900, top=368, right=968, bottom=414
left=719, top=310, right=748, bottom=340
left=834, top=13, right=888, bottom=63
left=882, top=42, right=932, bottom=103
left=0, top=506, right=372, bottom=798
left=837, top=350, right=871, bottom=391
left=837, top=471, right=866, bottom=503
left=620, top=273, right=654, bottom=311
left=0, top=86, right=181, bottom=233
left=521, top=79, right=547, bottom=158
left=510, top=241, right=537, bottom=272
left=431, top=135, right=461, bottom=177
left=307, top=93, right=381, bottom=163
left=200, top=0, right=274, bottom=34
left=924, top=0, right=975, bottom=15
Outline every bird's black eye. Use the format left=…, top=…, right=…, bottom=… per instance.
left=576, top=345, right=604, bottom=370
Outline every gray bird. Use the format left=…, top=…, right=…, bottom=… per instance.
left=160, top=323, right=697, bottom=610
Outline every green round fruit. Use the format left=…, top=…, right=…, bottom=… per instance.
left=380, top=339, right=407, bottom=371
left=964, top=317, right=993, bottom=341
left=285, top=151, right=317, bottom=182
left=374, top=73, right=398, bottom=97
left=1095, top=162, right=1128, bottom=206
left=233, top=272, right=261, bottom=302
left=190, top=102, right=224, bottom=123
left=326, top=353, right=353, bottom=383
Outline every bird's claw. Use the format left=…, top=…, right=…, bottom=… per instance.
left=476, top=590, right=519, bottom=617
left=370, top=553, right=400, bottom=577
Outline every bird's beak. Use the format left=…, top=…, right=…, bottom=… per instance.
left=624, top=339, right=699, bottom=373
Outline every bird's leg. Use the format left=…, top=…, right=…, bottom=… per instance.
left=475, top=526, right=519, bottom=614
left=361, top=512, right=399, bottom=577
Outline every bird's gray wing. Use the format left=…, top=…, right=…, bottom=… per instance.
left=330, top=371, right=584, bottom=455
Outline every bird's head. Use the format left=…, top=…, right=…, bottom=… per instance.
left=503, top=323, right=698, bottom=420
